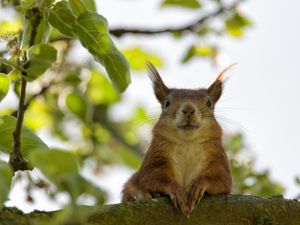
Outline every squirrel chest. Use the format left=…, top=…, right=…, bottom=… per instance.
left=170, top=142, right=209, bottom=188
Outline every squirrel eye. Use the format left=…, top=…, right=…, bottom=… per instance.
left=206, top=98, right=213, bottom=109
left=164, top=99, right=171, bottom=108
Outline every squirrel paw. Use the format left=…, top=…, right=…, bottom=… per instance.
left=188, top=183, right=206, bottom=213
left=169, top=187, right=189, bottom=215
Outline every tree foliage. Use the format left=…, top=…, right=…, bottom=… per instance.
left=0, top=0, right=288, bottom=224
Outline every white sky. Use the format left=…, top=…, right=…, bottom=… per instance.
left=1, top=0, right=300, bottom=212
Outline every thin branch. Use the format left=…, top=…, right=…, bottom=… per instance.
left=9, top=77, right=28, bottom=171
left=9, top=7, right=42, bottom=172
left=110, top=1, right=241, bottom=37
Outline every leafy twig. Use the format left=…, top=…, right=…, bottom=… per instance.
left=9, top=7, right=42, bottom=172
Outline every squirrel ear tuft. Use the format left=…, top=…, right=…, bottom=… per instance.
left=146, top=61, right=169, bottom=104
left=208, top=63, right=237, bottom=103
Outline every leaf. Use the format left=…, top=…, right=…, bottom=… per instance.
left=83, top=0, right=96, bottom=12
left=195, top=45, right=217, bottom=57
left=181, top=45, right=217, bottom=63
left=49, top=1, right=77, bottom=37
left=69, top=0, right=87, bottom=16
left=0, top=116, right=49, bottom=156
left=75, top=12, right=131, bottom=93
left=122, top=47, right=163, bottom=71
left=181, top=45, right=196, bottom=63
left=69, top=0, right=97, bottom=16
left=86, top=69, right=120, bottom=105
left=102, top=50, right=131, bottom=92
left=20, top=0, right=36, bottom=10
left=20, top=19, right=32, bottom=49
left=25, top=43, right=57, bottom=81
left=0, top=161, right=13, bottom=208
left=29, top=149, right=78, bottom=184
left=24, top=99, right=52, bottom=131
left=0, top=20, right=22, bottom=36
left=0, top=73, right=10, bottom=103
left=28, top=149, right=106, bottom=203
left=65, top=91, right=91, bottom=121
left=161, top=0, right=201, bottom=9
left=225, top=12, right=252, bottom=37
left=34, top=11, right=51, bottom=44
left=8, top=69, right=21, bottom=81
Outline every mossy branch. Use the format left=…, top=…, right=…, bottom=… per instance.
left=0, top=195, right=300, bottom=225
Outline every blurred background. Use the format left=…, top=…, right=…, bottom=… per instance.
left=0, top=0, right=300, bottom=213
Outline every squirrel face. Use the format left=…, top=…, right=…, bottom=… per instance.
left=146, top=62, right=228, bottom=142
left=157, top=89, right=221, bottom=142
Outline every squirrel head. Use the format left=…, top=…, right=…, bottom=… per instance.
left=146, top=62, right=235, bottom=142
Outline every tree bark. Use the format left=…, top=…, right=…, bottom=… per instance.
left=1, top=195, right=300, bottom=225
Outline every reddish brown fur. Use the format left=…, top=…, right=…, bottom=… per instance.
left=122, top=63, right=232, bottom=215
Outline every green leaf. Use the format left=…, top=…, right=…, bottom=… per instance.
left=65, top=91, right=90, bottom=121
left=122, top=47, right=163, bottom=71
left=69, top=0, right=88, bottom=16
left=24, top=99, right=52, bottom=131
left=20, top=19, right=31, bottom=49
left=0, top=73, right=10, bottom=103
left=34, top=11, right=51, bottom=44
left=102, top=51, right=131, bottom=92
left=29, top=149, right=78, bottom=184
left=161, top=0, right=201, bottom=9
left=181, top=45, right=196, bottom=63
left=0, top=20, right=22, bottom=36
left=20, top=0, right=36, bottom=10
left=75, top=12, right=131, bottom=93
left=83, top=0, right=96, bottom=12
left=69, top=0, right=97, bottom=16
left=195, top=45, right=217, bottom=57
left=8, top=69, right=21, bottom=81
left=225, top=12, right=252, bottom=37
left=49, top=1, right=77, bottom=37
left=29, top=149, right=107, bottom=204
left=181, top=45, right=217, bottom=63
left=86, top=69, right=120, bottom=105
left=0, top=116, right=49, bottom=156
left=25, top=43, right=57, bottom=81
left=0, top=161, right=13, bottom=208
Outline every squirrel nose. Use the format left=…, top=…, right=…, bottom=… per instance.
left=182, top=105, right=196, bottom=116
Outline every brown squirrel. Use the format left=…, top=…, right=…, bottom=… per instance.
left=122, top=62, right=233, bottom=215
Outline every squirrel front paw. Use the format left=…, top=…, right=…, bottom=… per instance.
left=188, top=182, right=206, bottom=213
left=169, top=186, right=189, bottom=215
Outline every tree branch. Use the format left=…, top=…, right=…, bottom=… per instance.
left=1, top=195, right=300, bottom=225
left=110, top=1, right=242, bottom=37
left=9, top=7, right=42, bottom=172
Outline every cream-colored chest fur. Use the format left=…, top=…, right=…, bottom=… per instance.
left=170, top=143, right=208, bottom=188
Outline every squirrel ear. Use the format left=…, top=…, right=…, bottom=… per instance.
left=208, top=63, right=237, bottom=103
left=146, top=61, right=169, bottom=104
left=208, top=79, right=223, bottom=103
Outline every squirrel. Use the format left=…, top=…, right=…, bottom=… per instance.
left=121, top=62, right=233, bottom=215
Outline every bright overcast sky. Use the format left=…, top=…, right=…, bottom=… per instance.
left=1, top=0, right=300, bottom=211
